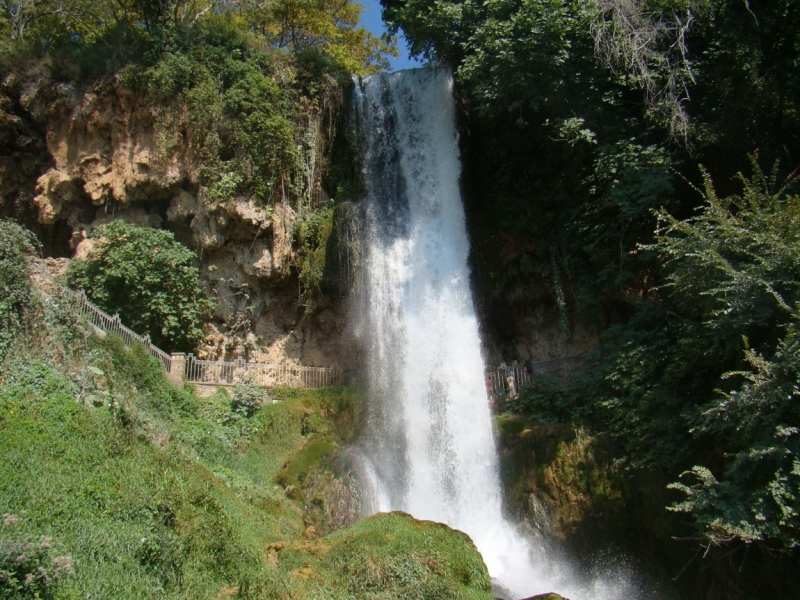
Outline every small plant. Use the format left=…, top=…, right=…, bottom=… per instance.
left=0, top=513, right=75, bottom=597
left=135, top=528, right=183, bottom=587
left=231, top=380, right=263, bottom=418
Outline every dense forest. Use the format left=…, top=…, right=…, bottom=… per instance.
left=379, top=0, right=800, bottom=571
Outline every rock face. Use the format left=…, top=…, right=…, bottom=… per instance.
left=493, top=414, right=634, bottom=579
left=28, top=81, right=194, bottom=225
left=2, top=76, right=350, bottom=369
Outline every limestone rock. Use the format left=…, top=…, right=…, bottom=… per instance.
left=33, top=169, right=80, bottom=224
left=271, top=202, right=295, bottom=277
left=91, top=205, right=162, bottom=230
left=229, top=196, right=270, bottom=229
left=73, top=237, right=97, bottom=260
left=28, top=80, right=195, bottom=225
left=191, top=210, right=225, bottom=251
left=240, top=242, right=272, bottom=279
left=167, top=190, right=199, bottom=222
left=7, top=77, right=351, bottom=372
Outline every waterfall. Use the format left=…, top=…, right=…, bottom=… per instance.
left=353, top=69, right=640, bottom=600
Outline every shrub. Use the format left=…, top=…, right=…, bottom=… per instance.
left=0, top=513, right=75, bottom=598
left=0, top=220, right=35, bottom=362
left=231, top=380, right=263, bottom=418
left=294, top=202, right=334, bottom=313
left=67, top=222, right=212, bottom=353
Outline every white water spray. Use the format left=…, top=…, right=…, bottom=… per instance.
left=353, top=69, right=640, bottom=600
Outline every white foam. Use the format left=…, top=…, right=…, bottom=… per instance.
left=354, top=69, right=640, bottom=600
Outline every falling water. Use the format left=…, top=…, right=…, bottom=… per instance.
left=353, top=69, right=642, bottom=600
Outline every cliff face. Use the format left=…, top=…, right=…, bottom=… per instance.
left=1, top=67, right=583, bottom=374
left=1, top=72, right=349, bottom=368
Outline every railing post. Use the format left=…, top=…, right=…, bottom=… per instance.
left=168, top=353, right=186, bottom=389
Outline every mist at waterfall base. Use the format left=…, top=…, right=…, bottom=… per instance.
left=348, top=68, right=645, bottom=600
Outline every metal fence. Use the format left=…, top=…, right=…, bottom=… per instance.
left=184, top=355, right=342, bottom=388
left=72, top=282, right=580, bottom=393
left=485, top=355, right=586, bottom=395
left=486, top=364, right=532, bottom=396
left=72, top=290, right=173, bottom=371
left=66, top=287, right=340, bottom=389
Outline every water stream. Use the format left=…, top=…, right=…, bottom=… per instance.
left=352, top=69, right=640, bottom=599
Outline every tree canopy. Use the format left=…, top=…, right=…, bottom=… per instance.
left=378, top=0, right=800, bottom=551
left=67, top=222, right=212, bottom=353
left=0, top=0, right=397, bottom=75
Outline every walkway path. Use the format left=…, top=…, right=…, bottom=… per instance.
left=52, top=278, right=341, bottom=389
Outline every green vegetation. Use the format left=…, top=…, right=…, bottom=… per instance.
left=0, top=220, right=35, bottom=362
left=293, top=201, right=335, bottom=312
left=1, top=0, right=398, bottom=312
left=0, top=0, right=395, bottom=76
left=254, top=511, right=492, bottom=599
left=1, top=341, right=296, bottom=597
left=382, top=0, right=800, bottom=559
left=495, top=416, right=624, bottom=542
left=67, top=221, right=212, bottom=353
left=0, top=0, right=396, bottom=203
left=1, top=513, right=76, bottom=598
left=6, top=0, right=800, bottom=590
left=0, top=266, right=489, bottom=598
left=230, top=380, right=265, bottom=418
left=506, top=162, right=800, bottom=550
left=631, top=166, right=800, bottom=547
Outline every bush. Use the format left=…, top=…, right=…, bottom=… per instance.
left=231, top=380, right=263, bottom=418
left=0, top=221, right=35, bottom=362
left=294, top=202, right=335, bottom=313
left=0, top=513, right=75, bottom=598
left=67, top=222, right=212, bottom=353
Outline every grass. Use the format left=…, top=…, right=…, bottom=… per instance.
left=0, top=345, right=302, bottom=598
left=251, top=512, right=493, bottom=599
left=1, top=321, right=492, bottom=599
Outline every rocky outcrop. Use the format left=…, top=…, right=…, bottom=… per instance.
left=2, top=74, right=350, bottom=370
left=494, top=419, right=621, bottom=542
left=29, top=80, right=194, bottom=224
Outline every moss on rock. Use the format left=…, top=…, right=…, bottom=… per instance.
left=495, top=414, right=625, bottom=544
left=253, top=511, right=494, bottom=599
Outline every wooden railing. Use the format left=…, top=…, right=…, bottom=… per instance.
left=485, top=364, right=532, bottom=396
left=183, top=355, right=342, bottom=388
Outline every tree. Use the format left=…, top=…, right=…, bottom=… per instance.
left=581, top=161, right=800, bottom=547
left=652, top=162, right=800, bottom=548
left=590, top=0, right=699, bottom=143
left=1, top=0, right=397, bottom=76
left=67, top=222, right=212, bottom=353
left=252, top=0, right=398, bottom=74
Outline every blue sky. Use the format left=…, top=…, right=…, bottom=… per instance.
left=358, top=0, right=421, bottom=71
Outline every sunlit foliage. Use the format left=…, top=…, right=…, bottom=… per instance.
left=67, top=222, right=212, bottom=352
left=0, top=0, right=396, bottom=74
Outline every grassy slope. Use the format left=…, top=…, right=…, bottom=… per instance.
left=0, top=334, right=492, bottom=599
